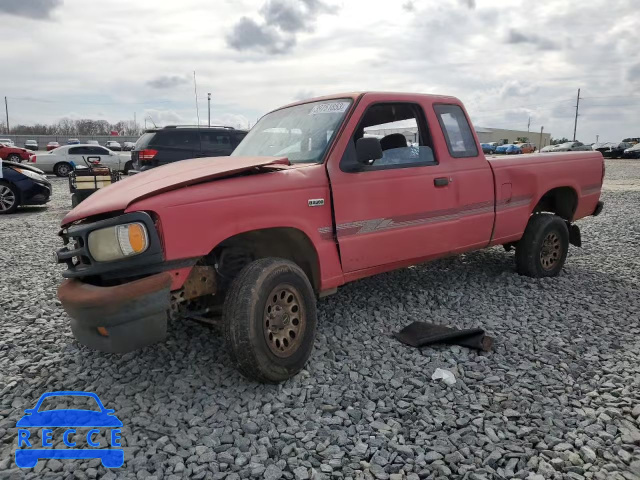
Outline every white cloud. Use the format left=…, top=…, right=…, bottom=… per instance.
left=1, top=0, right=638, bottom=143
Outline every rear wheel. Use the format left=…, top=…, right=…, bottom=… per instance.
left=124, top=161, right=133, bottom=174
left=8, top=153, right=21, bottom=162
left=515, top=214, right=569, bottom=277
left=71, top=193, right=82, bottom=208
left=54, top=162, right=72, bottom=177
left=223, top=257, right=317, bottom=383
left=0, top=181, right=19, bottom=214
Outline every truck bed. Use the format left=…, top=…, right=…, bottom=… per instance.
left=487, top=151, right=604, bottom=245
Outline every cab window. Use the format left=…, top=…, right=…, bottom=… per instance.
left=340, top=102, right=436, bottom=172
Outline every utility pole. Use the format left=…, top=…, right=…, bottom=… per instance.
left=573, top=88, right=580, bottom=141
left=527, top=116, right=531, bottom=133
left=538, top=126, right=544, bottom=152
left=596, top=134, right=599, bottom=144
left=4, top=96, right=9, bottom=134
left=134, top=112, right=137, bottom=134
left=207, top=93, right=211, bottom=127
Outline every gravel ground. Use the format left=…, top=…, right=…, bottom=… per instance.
left=1, top=160, right=639, bottom=480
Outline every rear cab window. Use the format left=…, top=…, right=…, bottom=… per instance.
left=434, top=104, right=478, bottom=158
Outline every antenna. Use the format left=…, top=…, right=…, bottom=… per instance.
left=193, top=71, right=200, bottom=127
left=146, top=115, right=157, bottom=128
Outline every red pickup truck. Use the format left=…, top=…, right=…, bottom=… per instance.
left=55, top=92, right=604, bottom=382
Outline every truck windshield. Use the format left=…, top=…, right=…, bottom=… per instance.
left=232, top=99, right=353, bottom=164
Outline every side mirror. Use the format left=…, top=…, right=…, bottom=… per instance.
left=356, top=137, right=383, bottom=164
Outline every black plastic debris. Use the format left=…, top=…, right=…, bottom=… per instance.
left=394, top=322, right=493, bottom=352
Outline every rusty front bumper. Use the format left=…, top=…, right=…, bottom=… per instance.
left=57, top=272, right=173, bottom=353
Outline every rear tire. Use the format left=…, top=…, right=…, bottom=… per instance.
left=223, top=258, right=317, bottom=383
left=71, top=193, right=81, bottom=208
left=0, top=181, right=19, bottom=214
left=515, top=214, right=569, bottom=277
left=54, top=162, right=72, bottom=177
left=124, top=161, right=133, bottom=174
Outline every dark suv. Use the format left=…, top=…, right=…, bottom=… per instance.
left=131, top=126, right=248, bottom=171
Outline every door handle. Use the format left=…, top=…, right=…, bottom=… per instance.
left=434, top=177, right=450, bottom=187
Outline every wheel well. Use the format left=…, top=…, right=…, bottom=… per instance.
left=210, top=228, right=321, bottom=292
left=54, top=161, right=71, bottom=169
left=0, top=179, right=20, bottom=204
left=532, top=187, right=577, bottom=221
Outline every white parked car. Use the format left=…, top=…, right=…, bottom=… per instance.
left=550, top=141, right=592, bottom=152
left=0, top=138, right=14, bottom=146
left=29, top=144, right=132, bottom=177
left=105, top=140, right=122, bottom=151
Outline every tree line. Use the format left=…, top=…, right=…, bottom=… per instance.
left=0, top=118, right=141, bottom=136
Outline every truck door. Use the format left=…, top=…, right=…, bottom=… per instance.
left=432, top=103, right=495, bottom=254
left=326, top=99, right=458, bottom=274
left=326, top=96, right=494, bottom=275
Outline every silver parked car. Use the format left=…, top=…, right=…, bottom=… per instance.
left=551, top=141, right=592, bottom=152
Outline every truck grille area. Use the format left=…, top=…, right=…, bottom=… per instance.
left=56, top=211, right=165, bottom=279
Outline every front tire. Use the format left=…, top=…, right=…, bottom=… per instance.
left=54, top=162, right=72, bottom=177
left=515, top=214, right=569, bottom=277
left=223, top=258, right=317, bottom=383
left=0, top=181, right=19, bottom=214
left=8, top=153, right=21, bottom=162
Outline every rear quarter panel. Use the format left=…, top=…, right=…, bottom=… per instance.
left=127, top=164, right=344, bottom=291
left=488, top=151, right=603, bottom=245
left=33, top=152, right=64, bottom=172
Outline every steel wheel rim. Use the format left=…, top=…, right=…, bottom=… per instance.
left=540, top=232, right=561, bottom=270
left=0, top=186, right=16, bottom=211
left=263, top=284, right=305, bottom=358
left=58, top=164, right=70, bottom=175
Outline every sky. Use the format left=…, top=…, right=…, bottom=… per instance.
left=0, top=0, right=638, bottom=143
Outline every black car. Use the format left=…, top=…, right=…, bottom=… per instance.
left=131, top=125, right=248, bottom=171
left=0, top=161, right=51, bottom=214
left=595, top=142, right=633, bottom=159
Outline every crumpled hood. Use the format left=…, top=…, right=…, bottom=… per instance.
left=62, top=156, right=290, bottom=225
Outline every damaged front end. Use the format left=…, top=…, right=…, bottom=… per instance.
left=55, top=211, right=216, bottom=353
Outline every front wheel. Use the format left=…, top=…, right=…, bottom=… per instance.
left=8, top=154, right=21, bottom=162
left=223, top=258, right=317, bottom=383
left=54, top=162, right=72, bottom=177
left=0, top=181, right=19, bottom=214
left=515, top=214, right=569, bottom=277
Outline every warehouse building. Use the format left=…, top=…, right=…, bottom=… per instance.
left=475, top=127, right=551, bottom=150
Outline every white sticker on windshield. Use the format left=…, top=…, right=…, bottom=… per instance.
left=309, top=102, right=350, bottom=115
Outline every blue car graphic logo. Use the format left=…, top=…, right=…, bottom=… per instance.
left=15, top=391, right=124, bottom=468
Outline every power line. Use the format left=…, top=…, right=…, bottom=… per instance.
left=472, top=98, right=574, bottom=114
left=580, top=94, right=640, bottom=100
left=7, top=96, right=175, bottom=106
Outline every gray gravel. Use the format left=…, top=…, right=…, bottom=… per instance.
left=1, top=160, right=639, bottom=480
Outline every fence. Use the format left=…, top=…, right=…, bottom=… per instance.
left=0, top=135, right=140, bottom=150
